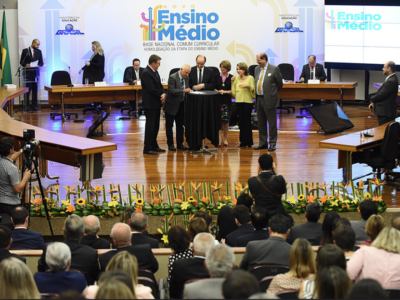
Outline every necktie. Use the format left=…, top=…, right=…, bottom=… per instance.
left=257, top=68, right=264, bottom=94
left=181, top=79, right=185, bottom=101
left=198, top=69, right=202, bottom=85
left=32, top=49, right=35, bottom=60
left=311, top=66, right=314, bottom=80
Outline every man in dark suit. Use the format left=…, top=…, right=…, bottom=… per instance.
left=142, top=54, right=166, bottom=155
left=188, top=55, right=215, bottom=91
left=370, top=61, right=399, bottom=126
left=123, top=58, right=145, bottom=110
left=99, top=222, right=158, bottom=273
left=80, top=215, right=110, bottom=249
left=38, top=215, right=100, bottom=285
left=164, top=64, right=192, bottom=151
left=20, top=39, right=44, bottom=110
left=169, top=233, right=215, bottom=299
left=286, top=202, right=322, bottom=245
left=300, top=55, right=327, bottom=106
left=10, top=207, right=44, bottom=250
left=129, top=212, right=159, bottom=249
left=254, top=52, right=283, bottom=151
left=0, top=225, right=26, bottom=264
left=225, top=205, right=254, bottom=247
left=240, top=214, right=291, bottom=271
left=236, top=207, right=269, bottom=247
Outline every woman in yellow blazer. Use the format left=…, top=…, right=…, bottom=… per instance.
left=232, top=62, right=255, bottom=147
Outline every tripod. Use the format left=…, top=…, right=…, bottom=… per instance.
left=21, top=147, right=54, bottom=238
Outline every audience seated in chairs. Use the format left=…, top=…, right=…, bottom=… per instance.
left=347, top=279, right=389, bottom=299
left=183, top=243, right=235, bottom=299
left=0, top=257, right=40, bottom=299
left=286, top=202, right=322, bottom=246
left=38, top=215, right=100, bottom=285
left=222, top=270, right=260, bottom=299
left=348, top=227, right=400, bottom=289
left=333, top=225, right=356, bottom=261
left=313, top=266, right=352, bottom=299
left=240, top=214, right=291, bottom=271
left=236, top=207, right=269, bottom=247
left=99, top=222, right=158, bottom=273
left=217, top=193, right=253, bottom=241
left=225, top=205, right=255, bottom=247
left=359, top=214, right=385, bottom=246
left=129, top=212, right=159, bottom=249
left=350, top=200, right=378, bottom=245
left=0, top=225, right=26, bottom=264
left=95, top=272, right=136, bottom=299
left=10, top=207, right=44, bottom=250
left=319, top=211, right=340, bottom=246
left=169, top=232, right=215, bottom=299
left=267, top=238, right=315, bottom=295
left=299, top=244, right=346, bottom=299
left=80, top=215, right=110, bottom=250
left=34, top=242, right=88, bottom=296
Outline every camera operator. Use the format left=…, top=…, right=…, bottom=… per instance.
left=0, top=137, right=31, bottom=215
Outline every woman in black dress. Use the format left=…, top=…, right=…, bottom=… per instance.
left=214, top=60, right=233, bottom=147
left=80, top=41, right=105, bottom=84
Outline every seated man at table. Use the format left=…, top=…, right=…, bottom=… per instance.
left=123, top=58, right=145, bottom=110
left=10, top=207, right=44, bottom=250
left=189, top=55, right=215, bottom=91
left=300, top=55, right=327, bottom=106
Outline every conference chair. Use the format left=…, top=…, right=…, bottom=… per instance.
left=250, top=264, right=289, bottom=289
left=208, top=66, right=220, bottom=75
left=121, top=66, right=137, bottom=116
left=277, top=63, right=295, bottom=113
left=276, top=290, right=300, bottom=299
left=49, top=71, right=78, bottom=120
left=249, top=64, right=257, bottom=78
left=139, top=269, right=159, bottom=299
left=386, top=289, right=400, bottom=299
left=169, top=68, right=180, bottom=76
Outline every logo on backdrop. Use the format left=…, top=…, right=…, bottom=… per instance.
left=325, top=10, right=382, bottom=30
left=60, top=16, right=80, bottom=22
left=275, top=21, right=303, bottom=33
left=55, top=24, right=84, bottom=35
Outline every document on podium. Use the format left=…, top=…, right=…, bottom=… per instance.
left=29, top=60, right=38, bottom=67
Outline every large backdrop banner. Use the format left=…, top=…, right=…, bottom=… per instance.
left=18, top=0, right=324, bottom=100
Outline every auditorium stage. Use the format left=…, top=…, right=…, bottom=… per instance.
left=15, top=103, right=400, bottom=209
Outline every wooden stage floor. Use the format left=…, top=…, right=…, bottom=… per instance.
left=15, top=104, right=400, bottom=208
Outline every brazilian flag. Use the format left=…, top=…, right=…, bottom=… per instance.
left=1, top=10, right=12, bottom=87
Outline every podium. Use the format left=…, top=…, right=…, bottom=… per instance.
left=21, top=67, right=41, bottom=112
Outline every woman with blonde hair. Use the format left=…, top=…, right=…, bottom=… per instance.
left=0, top=257, right=41, bottom=299
left=266, top=238, right=316, bottom=295
left=347, top=227, right=400, bottom=288
left=232, top=62, right=255, bottom=148
left=359, top=214, right=385, bottom=246
left=80, top=41, right=105, bottom=84
left=120, top=208, right=134, bottom=224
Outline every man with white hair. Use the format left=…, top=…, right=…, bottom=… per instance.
left=129, top=212, right=159, bottom=248
left=80, top=215, right=110, bottom=249
left=34, top=242, right=88, bottom=296
left=183, top=243, right=235, bottom=299
left=164, top=64, right=192, bottom=151
left=38, top=215, right=100, bottom=285
left=98, top=222, right=158, bottom=273
left=169, top=232, right=215, bottom=299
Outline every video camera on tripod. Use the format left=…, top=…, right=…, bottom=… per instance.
left=22, top=129, right=39, bottom=171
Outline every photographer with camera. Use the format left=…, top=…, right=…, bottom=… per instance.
left=0, top=137, right=31, bottom=215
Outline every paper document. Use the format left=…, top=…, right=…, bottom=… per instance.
left=30, top=60, right=38, bottom=67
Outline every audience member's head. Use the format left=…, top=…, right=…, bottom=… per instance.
left=0, top=257, right=41, bottom=299
left=366, top=214, right=385, bottom=242
left=46, top=242, right=71, bottom=273
left=391, top=212, right=400, bottom=231
left=268, top=214, right=290, bottom=238
left=250, top=207, right=269, bottom=230
left=333, top=225, right=356, bottom=252
left=95, top=277, right=135, bottom=299
left=314, top=266, right=352, bottom=299
left=289, top=238, right=316, bottom=279
left=97, top=270, right=135, bottom=297
left=258, top=153, right=273, bottom=171
left=106, top=251, right=139, bottom=286
left=320, top=211, right=340, bottom=245
left=205, top=244, right=235, bottom=278
left=248, top=293, right=279, bottom=299
left=232, top=205, right=251, bottom=226
left=120, top=208, right=134, bottom=225
left=222, top=270, right=260, bottom=299
left=110, top=223, right=132, bottom=247
left=359, top=200, right=378, bottom=221
left=58, top=290, right=86, bottom=299
left=188, top=217, right=209, bottom=241
left=168, top=225, right=191, bottom=253
left=305, top=202, right=321, bottom=222
left=347, top=279, right=388, bottom=299
left=0, top=225, right=12, bottom=249
left=64, top=214, right=85, bottom=241
left=11, top=207, right=29, bottom=227
left=83, top=215, right=101, bottom=236
left=193, top=232, right=215, bottom=256
left=371, top=227, right=400, bottom=254
left=0, top=136, right=13, bottom=157
left=129, top=211, right=148, bottom=232
left=194, top=212, right=213, bottom=228
left=333, top=217, right=351, bottom=231
left=316, top=244, right=346, bottom=272
left=237, top=193, right=253, bottom=212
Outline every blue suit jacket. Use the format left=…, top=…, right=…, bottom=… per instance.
left=10, top=228, right=44, bottom=250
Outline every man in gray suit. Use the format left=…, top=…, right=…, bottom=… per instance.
left=183, top=244, right=235, bottom=299
left=254, top=53, right=283, bottom=151
left=164, top=64, right=192, bottom=151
